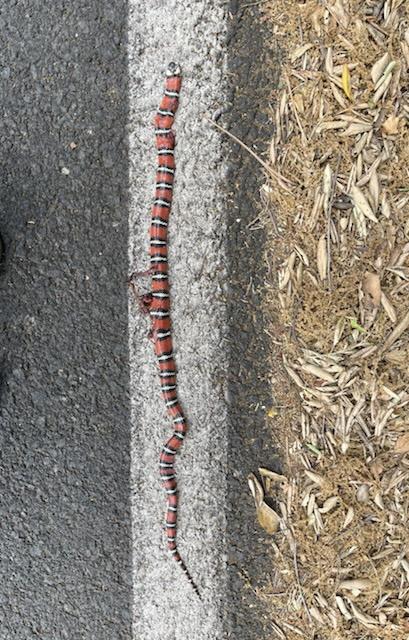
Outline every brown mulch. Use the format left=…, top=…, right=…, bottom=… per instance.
left=248, top=1, right=409, bottom=638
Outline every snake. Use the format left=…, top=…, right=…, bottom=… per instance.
left=129, top=62, right=201, bottom=600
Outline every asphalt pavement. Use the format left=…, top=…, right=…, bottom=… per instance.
left=0, top=2, right=131, bottom=638
left=0, top=1, right=279, bottom=638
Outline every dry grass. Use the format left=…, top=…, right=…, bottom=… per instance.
left=248, top=0, right=409, bottom=637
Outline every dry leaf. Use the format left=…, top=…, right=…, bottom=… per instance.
left=319, top=496, right=339, bottom=513
left=267, top=406, right=279, bottom=418
left=362, top=272, right=381, bottom=306
left=384, top=349, right=407, bottom=364
left=323, top=163, right=333, bottom=213
left=373, top=73, right=392, bottom=104
left=305, top=470, right=325, bottom=486
left=371, top=52, right=390, bottom=84
left=339, top=578, right=374, bottom=592
left=301, top=363, right=336, bottom=383
left=342, top=64, right=352, bottom=99
left=348, top=602, right=379, bottom=627
left=350, top=185, right=378, bottom=223
left=353, top=206, right=367, bottom=237
left=342, top=507, right=354, bottom=529
left=256, top=501, right=281, bottom=534
left=374, top=61, right=396, bottom=91
left=259, top=467, right=288, bottom=495
left=317, top=234, right=328, bottom=280
left=381, top=292, right=397, bottom=323
left=368, top=171, right=380, bottom=211
left=381, top=192, right=391, bottom=218
left=325, top=46, right=334, bottom=75
left=340, top=122, right=372, bottom=136
left=248, top=472, right=264, bottom=508
left=316, top=120, right=347, bottom=133
left=309, top=606, right=325, bottom=624
left=293, top=93, right=305, bottom=114
left=394, top=433, right=409, bottom=454
left=356, top=484, right=370, bottom=503
left=382, top=115, right=401, bottom=135
left=248, top=473, right=281, bottom=534
left=327, top=0, right=349, bottom=28
left=336, top=595, right=352, bottom=620
left=379, top=309, right=409, bottom=353
left=310, top=6, right=324, bottom=35
left=290, top=43, right=314, bottom=63
left=333, top=316, right=345, bottom=347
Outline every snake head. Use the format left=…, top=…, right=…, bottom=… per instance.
left=166, top=62, right=181, bottom=77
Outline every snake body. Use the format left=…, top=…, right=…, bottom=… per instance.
left=131, top=63, right=200, bottom=599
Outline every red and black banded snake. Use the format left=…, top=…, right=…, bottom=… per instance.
left=129, top=63, right=201, bottom=599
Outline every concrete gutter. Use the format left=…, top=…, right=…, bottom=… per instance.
left=128, top=1, right=230, bottom=637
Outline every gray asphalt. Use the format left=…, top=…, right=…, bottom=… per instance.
left=0, top=2, right=131, bottom=638
left=0, top=1, right=279, bottom=638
